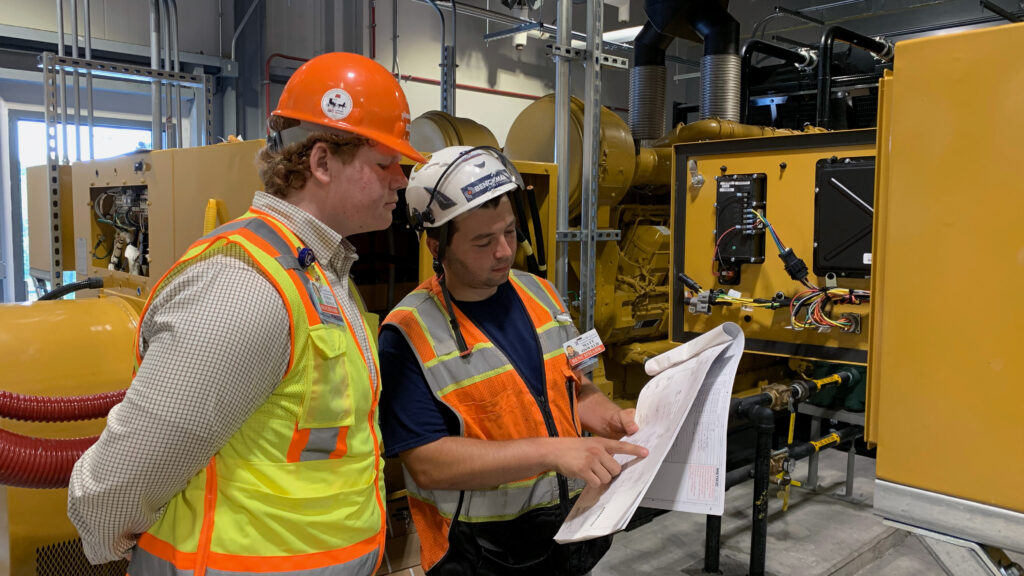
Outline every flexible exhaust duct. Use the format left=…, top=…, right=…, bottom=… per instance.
left=0, top=389, right=125, bottom=422
left=630, top=0, right=741, bottom=141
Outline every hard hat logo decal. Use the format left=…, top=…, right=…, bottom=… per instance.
left=321, top=89, right=353, bottom=120
left=461, top=171, right=512, bottom=202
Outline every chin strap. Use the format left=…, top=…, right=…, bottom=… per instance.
left=435, top=224, right=471, bottom=357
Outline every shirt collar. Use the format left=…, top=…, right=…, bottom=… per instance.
left=251, top=191, right=358, bottom=275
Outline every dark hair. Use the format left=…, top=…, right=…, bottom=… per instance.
left=256, top=131, right=370, bottom=198
left=425, top=195, right=506, bottom=247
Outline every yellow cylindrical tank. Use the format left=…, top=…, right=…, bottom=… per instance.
left=504, top=94, right=636, bottom=216
left=409, top=110, right=500, bottom=154
left=1, top=296, right=138, bottom=435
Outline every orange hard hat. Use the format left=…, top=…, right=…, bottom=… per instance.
left=271, top=52, right=426, bottom=163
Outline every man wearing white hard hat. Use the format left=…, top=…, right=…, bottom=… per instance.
left=378, top=146, right=648, bottom=575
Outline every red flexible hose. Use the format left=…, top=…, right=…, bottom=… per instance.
left=0, top=427, right=98, bottom=488
left=0, top=389, right=125, bottom=422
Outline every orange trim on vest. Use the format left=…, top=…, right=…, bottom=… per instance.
left=194, top=457, right=218, bottom=576
left=137, top=530, right=383, bottom=573
left=407, top=496, right=452, bottom=573
left=285, top=421, right=312, bottom=464
left=328, top=427, right=350, bottom=460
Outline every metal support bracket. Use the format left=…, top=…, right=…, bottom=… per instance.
left=884, top=520, right=1024, bottom=576
left=556, top=230, right=622, bottom=241
left=547, top=44, right=628, bottom=69
left=40, top=52, right=212, bottom=290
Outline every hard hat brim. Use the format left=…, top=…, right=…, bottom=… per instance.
left=270, top=110, right=427, bottom=164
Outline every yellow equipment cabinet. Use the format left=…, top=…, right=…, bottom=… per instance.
left=869, top=22, right=1024, bottom=553
left=26, top=165, right=75, bottom=289
left=670, top=131, right=876, bottom=365
left=71, top=140, right=265, bottom=297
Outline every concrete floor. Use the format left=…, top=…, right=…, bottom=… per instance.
left=592, top=449, right=1022, bottom=576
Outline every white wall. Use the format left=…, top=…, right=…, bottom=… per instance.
left=264, top=1, right=644, bottom=147
left=0, top=0, right=222, bottom=57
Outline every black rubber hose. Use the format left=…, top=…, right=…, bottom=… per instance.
left=37, top=276, right=104, bottom=300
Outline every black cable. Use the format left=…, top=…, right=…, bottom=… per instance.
left=37, top=277, right=103, bottom=301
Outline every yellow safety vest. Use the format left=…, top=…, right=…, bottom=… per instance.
left=129, top=209, right=385, bottom=576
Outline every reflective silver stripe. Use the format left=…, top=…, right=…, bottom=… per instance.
left=128, top=546, right=193, bottom=575
left=300, top=427, right=343, bottom=461
left=405, top=471, right=586, bottom=521
left=509, top=269, right=558, bottom=309
left=129, top=545, right=380, bottom=576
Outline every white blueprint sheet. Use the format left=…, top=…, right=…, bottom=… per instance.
left=555, top=323, right=744, bottom=543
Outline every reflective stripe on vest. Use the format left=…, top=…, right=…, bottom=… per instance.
left=129, top=536, right=381, bottom=576
left=133, top=210, right=385, bottom=575
left=384, top=270, right=586, bottom=523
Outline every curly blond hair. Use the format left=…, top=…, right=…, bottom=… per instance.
left=257, top=131, right=370, bottom=198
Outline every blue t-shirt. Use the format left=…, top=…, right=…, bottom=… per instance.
left=378, top=281, right=546, bottom=458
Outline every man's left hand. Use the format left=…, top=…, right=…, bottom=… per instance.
left=608, top=408, right=638, bottom=438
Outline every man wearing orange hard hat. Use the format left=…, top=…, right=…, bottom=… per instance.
left=69, top=52, right=425, bottom=576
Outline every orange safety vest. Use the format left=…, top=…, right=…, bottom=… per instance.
left=128, top=209, right=385, bottom=576
left=383, top=270, right=610, bottom=575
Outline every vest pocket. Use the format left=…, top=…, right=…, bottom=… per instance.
left=300, top=323, right=356, bottom=429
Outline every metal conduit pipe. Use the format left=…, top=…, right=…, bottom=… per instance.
left=159, top=0, right=172, bottom=147
left=149, top=0, right=161, bottom=149
left=410, top=0, right=632, bottom=52
left=168, top=0, right=182, bottom=148
left=56, top=0, right=69, bottom=163
left=740, top=39, right=816, bottom=123
left=84, top=0, right=94, bottom=159
left=815, top=26, right=893, bottom=129
left=71, top=0, right=81, bottom=161
left=422, top=0, right=450, bottom=113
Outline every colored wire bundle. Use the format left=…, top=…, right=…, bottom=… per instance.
left=789, top=287, right=870, bottom=331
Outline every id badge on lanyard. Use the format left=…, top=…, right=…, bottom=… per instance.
left=311, top=279, right=346, bottom=325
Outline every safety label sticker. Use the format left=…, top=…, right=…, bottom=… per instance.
left=321, top=89, right=353, bottom=120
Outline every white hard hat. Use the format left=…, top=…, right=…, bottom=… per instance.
left=405, top=145, right=524, bottom=230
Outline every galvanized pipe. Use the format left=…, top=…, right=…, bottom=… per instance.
left=149, top=0, right=162, bottom=149
left=411, top=0, right=631, bottom=52
left=168, top=0, right=182, bottom=147
left=553, top=0, right=571, bottom=297
left=159, top=0, right=173, bottom=147
left=580, top=0, right=602, bottom=332
left=84, top=0, right=94, bottom=159
left=71, top=0, right=81, bottom=161
left=56, top=0, right=69, bottom=163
